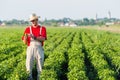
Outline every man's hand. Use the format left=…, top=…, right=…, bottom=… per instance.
left=36, top=36, right=45, bottom=42
left=24, top=34, right=28, bottom=39
left=29, top=34, right=36, bottom=40
left=23, top=33, right=28, bottom=44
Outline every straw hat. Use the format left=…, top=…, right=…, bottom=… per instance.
left=29, top=13, right=40, bottom=21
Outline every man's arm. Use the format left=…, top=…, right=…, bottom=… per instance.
left=36, top=36, right=45, bottom=42
left=23, top=34, right=28, bottom=44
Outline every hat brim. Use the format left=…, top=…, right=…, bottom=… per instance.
left=29, top=16, right=39, bottom=21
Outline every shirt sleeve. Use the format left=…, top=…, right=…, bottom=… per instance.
left=21, top=27, right=29, bottom=40
left=42, top=26, right=47, bottom=40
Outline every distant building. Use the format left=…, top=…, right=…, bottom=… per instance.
left=58, top=22, right=77, bottom=27
left=105, top=22, right=114, bottom=27
left=65, top=23, right=69, bottom=26
left=114, top=21, right=120, bottom=24
left=58, top=22, right=64, bottom=26
left=69, top=22, right=77, bottom=27
left=0, top=23, right=6, bottom=26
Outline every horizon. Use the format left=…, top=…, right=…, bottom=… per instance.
left=1, top=16, right=120, bottom=21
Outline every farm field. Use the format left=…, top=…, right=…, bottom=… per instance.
left=0, top=26, right=120, bottom=80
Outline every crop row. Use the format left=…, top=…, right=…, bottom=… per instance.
left=0, top=27, right=120, bottom=80
left=40, top=31, right=75, bottom=79
left=67, top=31, right=88, bottom=80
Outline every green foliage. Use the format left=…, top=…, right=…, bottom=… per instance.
left=0, top=27, right=120, bottom=80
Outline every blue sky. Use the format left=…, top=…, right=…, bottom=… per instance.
left=0, top=0, right=120, bottom=20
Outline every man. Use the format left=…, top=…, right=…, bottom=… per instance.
left=22, top=13, right=47, bottom=80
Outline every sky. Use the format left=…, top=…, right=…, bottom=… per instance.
left=0, top=0, right=120, bottom=20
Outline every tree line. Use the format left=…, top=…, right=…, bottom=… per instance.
left=0, top=17, right=120, bottom=27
